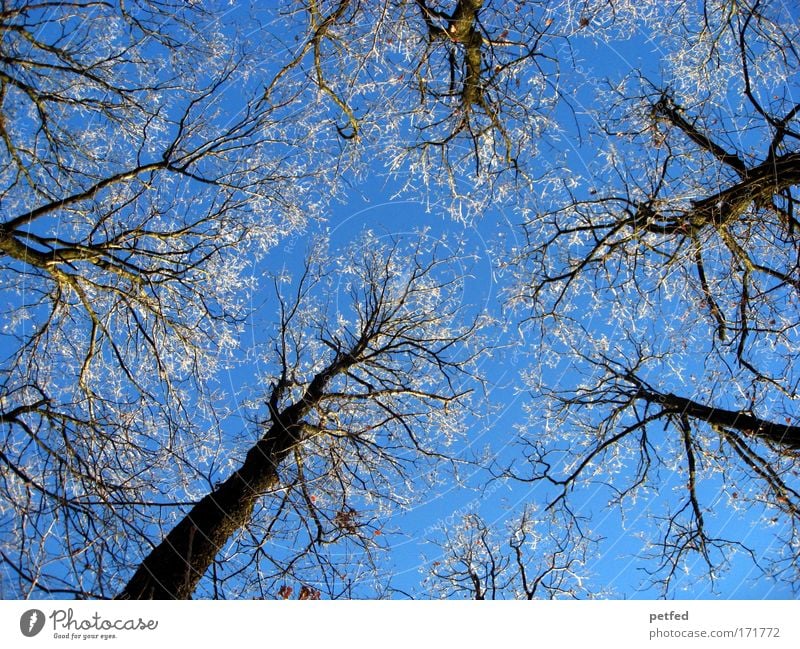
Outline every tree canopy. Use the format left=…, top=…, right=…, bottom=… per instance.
left=1, top=0, right=799, bottom=599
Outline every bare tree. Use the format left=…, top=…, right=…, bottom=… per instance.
left=423, top=508, right=600, bottom=599
left=0, top=0, right=350, bottom=598
left=7, top=0, right=799, bottom=601
left=507, top=0, right=800, bottom=592
left=114, top=233, right=484, bottom=598
left=261, top=0, right=607, bottom=218
left=1, top=0, right=553, bottom=601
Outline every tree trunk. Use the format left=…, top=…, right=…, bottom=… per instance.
left=116, top=422, right=300, bottom=599
left=117, top=349, right=354, bottom=599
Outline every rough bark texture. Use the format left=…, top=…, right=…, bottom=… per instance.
left=417, top=0, right=485, bottom=109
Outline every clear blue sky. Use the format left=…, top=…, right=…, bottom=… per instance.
left=1, top=1, right=797, bottom=600
left=219, top=170, right=796, bottom=597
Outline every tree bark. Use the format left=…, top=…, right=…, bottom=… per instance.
left=117, top=345, right=357, bottom=599
left=116, top=420, right=300, bottom=599
left=636, top=152, right=800, bottom=235
left=640, top=388, right=800, bottom=450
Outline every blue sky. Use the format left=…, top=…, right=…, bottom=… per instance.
left=216, top=170, right=797, bottom=598
left=237, top=10, right=798, bottom=597
left=1, top=1, right=798, bottom=600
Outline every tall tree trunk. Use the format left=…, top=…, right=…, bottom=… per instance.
left=117, top=351, right=354, bottom=599
left=116, top=422, right=300, bottom=599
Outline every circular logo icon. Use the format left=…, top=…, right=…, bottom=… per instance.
left=20, top=609, right=45, bottom=637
